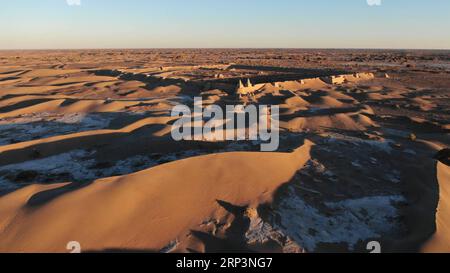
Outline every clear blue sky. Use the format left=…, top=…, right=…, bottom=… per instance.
left=1, top=0, right=449, bottom=49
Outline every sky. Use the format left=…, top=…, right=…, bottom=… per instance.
left=0, top=0, right=449, bottom=50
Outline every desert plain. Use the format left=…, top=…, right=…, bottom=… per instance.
left=0, top=49, right=448, bottom=253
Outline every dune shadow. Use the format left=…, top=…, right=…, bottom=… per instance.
left=26, top=181, right=93, bottom=207
left=257, top=133, right=441, bottom=253
left=189, top=200, right=253, bottom=253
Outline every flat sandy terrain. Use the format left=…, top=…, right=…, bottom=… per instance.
left=0, top=49, right=448, bottom=253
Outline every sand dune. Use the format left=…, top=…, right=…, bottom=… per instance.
left=0, top=115, right=176, bottom=166
left=281, top=113, right=373, bottom=132
left=0, top=141, right=313, bottom=252
left=422, top=162, right=450, bottom=253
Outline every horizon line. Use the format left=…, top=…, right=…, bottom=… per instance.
left=1, top=47, right=450, bottom=51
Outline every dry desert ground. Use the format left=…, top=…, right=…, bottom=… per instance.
left=0, top=49, right=449, bottom=253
